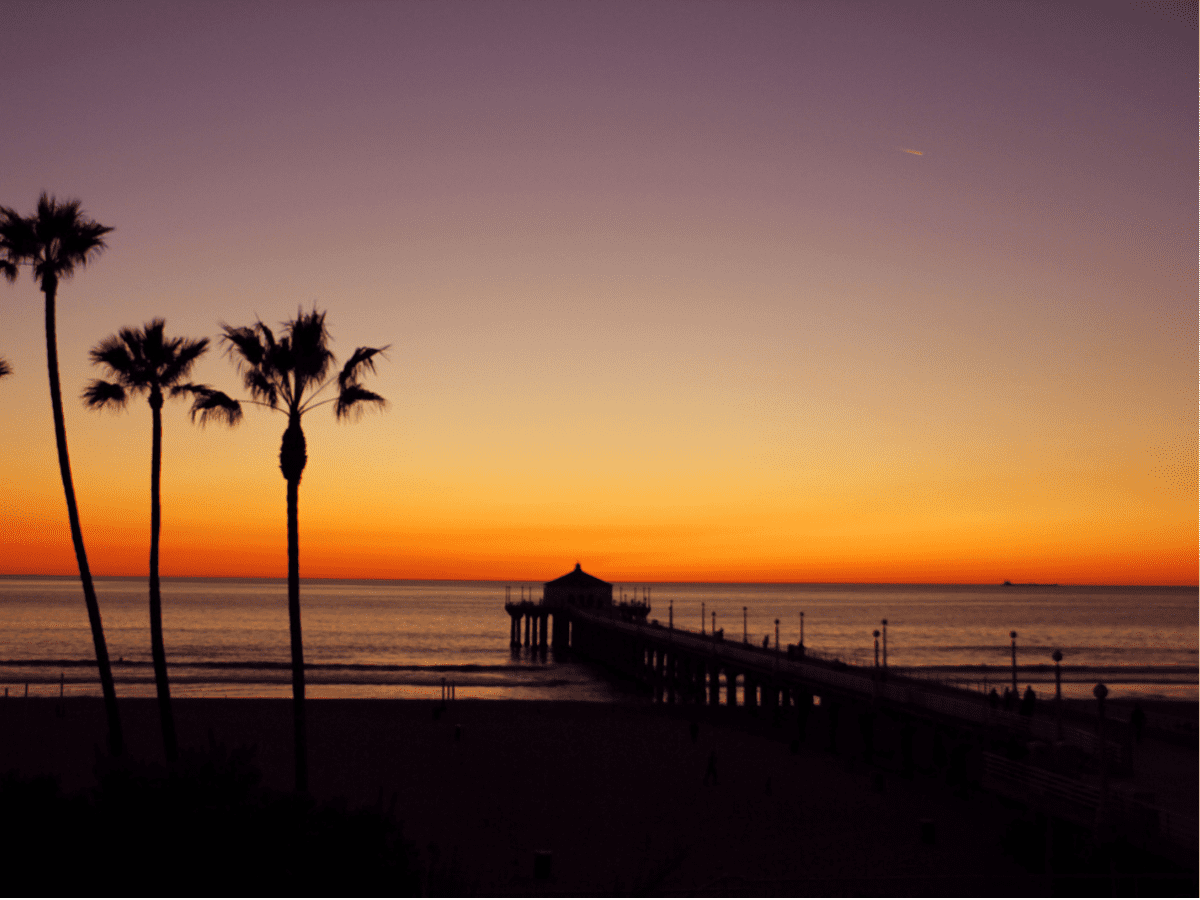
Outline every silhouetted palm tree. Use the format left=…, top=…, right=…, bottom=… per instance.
left=0, top=358, right=10, bottom=378
left=193, top=308, right=386, bottom=792
left=84, top=319, right=240, bottom=763
left=0, top=194, right=122, bottom=755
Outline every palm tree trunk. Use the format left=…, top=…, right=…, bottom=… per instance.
left=43, top=276, right=123, bottom=756
left=148, top=392, right=177, bottom=763
left=286, top=473, right=308, bottom=793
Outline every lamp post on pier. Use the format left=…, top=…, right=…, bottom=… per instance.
left=701, top=601, right=706, bottom=635
left=743, top=607, right=748, bottom=644
left=873, top=630, right=880, bottom=668
left=775, top=619, right=780, bottom=653
left=669, top=600, right=673, bottom=630
left=881, top=619, right=888, bottom=669
left=800, top=611, right=804, bottom=649
left=712, top=610, right=716, bottom=637
left=1010, top=631, right=1018, bottom=695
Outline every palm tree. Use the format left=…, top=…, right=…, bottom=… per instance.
left=193, top=308, right=386, bottom=792
left=84, top=319, right=240, bottom=763
left=0, top=193, right=123, bottom=756
left=0, top=358, right=11, bottom=378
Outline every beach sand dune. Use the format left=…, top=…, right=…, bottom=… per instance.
left=0, top=697, right=1191, bottom=895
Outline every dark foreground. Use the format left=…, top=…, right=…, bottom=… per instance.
left=0, top=697, right=1194, bottom=896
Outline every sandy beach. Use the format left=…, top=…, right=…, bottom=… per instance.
left=2, top=695, right=1194, bottom=895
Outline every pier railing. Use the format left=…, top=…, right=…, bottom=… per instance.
left=573, top=609, right=1128, bottom=764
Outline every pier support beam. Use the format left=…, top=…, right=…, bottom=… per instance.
left=551, top=612, right=567, bottom=650
left=727, top=670, right=738, bottom=707
left=709, top=664, right=721, bottom=706
left=524, top=614, right=531, bottom=647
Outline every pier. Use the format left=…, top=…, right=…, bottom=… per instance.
left=504, top=566, right=1198, bottom=867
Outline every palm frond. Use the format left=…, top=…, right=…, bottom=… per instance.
left=335, top=384, right=387, bottom=421
left=288, top=308, right=334, bottom=396
left=187, top=386, right=244, bottom=427
left=221, top=323, right=267, bottom=368
left=0, top=357, right=11, bottom=378
left=338, top=345, right=390, bottom=393
left=30, top=193, right=112, bottom=281
left=221, top=323, right=281, bottom=406
left=90, top=320, right=213, bottom=400
left=82, top=379, right=128, bottom=411
left=89, top=333, right=136, bottom=380
left=247, top=368, right=280, bottom=408
left=0, top=205, right=35, bottom=279
left=160, top=336, right=209, bottom=386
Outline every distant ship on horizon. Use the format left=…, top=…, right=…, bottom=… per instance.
left=1002, top=580, right=1060, bottom=587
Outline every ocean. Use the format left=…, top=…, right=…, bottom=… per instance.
left=0, top=577, right=1194, bottom=702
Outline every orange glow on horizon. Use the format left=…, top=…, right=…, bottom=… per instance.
left=1, top=514, right=1193, bottom=586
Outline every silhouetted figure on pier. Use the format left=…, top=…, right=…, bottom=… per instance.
left=988, top=688, right=999, bottom=708
left=1020, top=685, right=1036, bottom=717
left=1131, top=702, right=1146, bottom=743
left=1002, top=687, right=1014, bottom=711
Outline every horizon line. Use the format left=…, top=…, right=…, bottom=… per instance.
left=0, top=572, right=1194, bottom=589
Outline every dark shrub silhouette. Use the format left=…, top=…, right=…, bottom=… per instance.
left=84, top=319, right=240, bottom=763
left=0, top=193, right=122, bottom=755
left=0, top=742, right=420, bottom=895
left=193, top=308, right=386, bottom=792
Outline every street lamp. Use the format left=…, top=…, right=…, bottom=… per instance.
left=881, top=619, right=888, bottom=669
left=873, top=630, right=880, bottom=668
left=668, top=600, right=673, bottom=630
left=712, top=610, right=716, bottom=637
left=775, top=618, right=780, bottom=652
left=701, top=601, right=706, bottom=635
left=1010, top=631, right=1018, bottom=695
left=800, top=611, right=805, bottom=648
left=743, top=606, right=748, bottom=644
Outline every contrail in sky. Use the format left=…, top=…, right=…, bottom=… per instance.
left=898, top=148, right=924, bottom=155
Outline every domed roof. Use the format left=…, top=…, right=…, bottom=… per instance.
left=545, top=562, right=610, bottom=588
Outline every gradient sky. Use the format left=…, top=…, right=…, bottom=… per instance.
left=1, top=0, right=1194, bottom=584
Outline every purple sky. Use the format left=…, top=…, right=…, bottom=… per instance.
left=1, top=1, right=1195, bottom=582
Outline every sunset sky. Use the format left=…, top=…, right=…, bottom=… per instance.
left=1, top=1, right=1194, bottom=584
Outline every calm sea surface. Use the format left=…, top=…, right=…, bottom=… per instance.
left=0, top=577, right=1194, bottom=702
